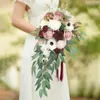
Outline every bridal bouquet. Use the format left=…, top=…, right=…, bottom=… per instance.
left=31, top=8, right=85, bottom=98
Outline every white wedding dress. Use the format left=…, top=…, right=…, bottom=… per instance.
left=13, top=0, right=70, bottom=100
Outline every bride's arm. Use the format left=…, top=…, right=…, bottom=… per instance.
left=11, top=1, right=37, bottom=36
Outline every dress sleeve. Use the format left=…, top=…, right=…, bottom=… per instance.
left=13, top=0, right=32, bottom=9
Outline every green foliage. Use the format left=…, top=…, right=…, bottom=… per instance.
left=31, top=43, right=65, bottom=98
left=0, top=79, right=12, bottom=90
left=31, top=61, right=36, bottom=75
left=60, top=54, right=65, bottom=62
left=70, top=46, right=80, bottom=59
left=80, top=35, right=100, bottom=55
left=39, top=89, right=43, bottom=98
left=0, top=54, right=19, bottom=76
left=56, top=57, right=60, bottom=69
left=36, top=70, right=43, bottom=78
left=59, top=23, right=66, bottom=31
left=11, top=37, right=25, bottom=46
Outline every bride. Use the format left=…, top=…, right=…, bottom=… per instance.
left=11, top=0, right=70, bottom=100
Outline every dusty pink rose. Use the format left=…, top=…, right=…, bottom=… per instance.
left=55, top=11, right=62, bottom=17
left=64, top=31, right=72, bottom=41
left=53, top=11, right=62, bottom=20
left=57, top=40, right=66, bottom=49
left=43, top=30, right=53, bottom=39
left=53, top=16, right=61, bottom=20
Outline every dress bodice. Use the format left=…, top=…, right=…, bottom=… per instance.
left=27, top=0, right=59, bottom=27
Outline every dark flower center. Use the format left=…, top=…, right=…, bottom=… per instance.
left=50, top=42, right=54, bottom=45
left=67, top=23, right=71, bottom=26
left=43, top=59, right=44, bottom=62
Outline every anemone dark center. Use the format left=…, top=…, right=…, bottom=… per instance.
left=50, top=42, right=54, bottom=45
left=67, top=23, right=71, bottom=26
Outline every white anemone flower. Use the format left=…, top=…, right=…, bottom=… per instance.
left=40, top=44, right=50, bottom=57
left=48, top=20, right=61, bottom=30
left=40, top=20, right=49, bottom=28
left=40, top=44, right=49, bottom=51
left=65, top=22, right=74, bottom=32
left=47, top=38, right=57, bottom=50
left=42, top=57, right=48, bottom=63
left=43, top=49, right=50, bottom=58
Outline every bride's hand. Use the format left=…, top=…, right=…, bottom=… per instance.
left=30, top=28, right=40, bottom=37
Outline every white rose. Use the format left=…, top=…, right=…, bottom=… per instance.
left=40, top=20, right=49, bottom=28
left=48, top=20, right=61, bottom=30
left=57, top=40, right=66, bottom=49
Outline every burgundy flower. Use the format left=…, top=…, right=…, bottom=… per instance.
left=53, top=30, right=64, bottom=41
left=42, top=25, right=48, bottom=32
left=54, top=48, right=60, bottom=54
left=39, top=30, right=44, bottom=38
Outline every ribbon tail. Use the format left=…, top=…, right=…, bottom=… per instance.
left=60, top=61, right=64, bottom=81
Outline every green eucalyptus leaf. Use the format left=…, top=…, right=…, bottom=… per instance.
left=39, top=63, right=44, bottom=69
left=33, top=65, right=36, bottom=76
left=48, top=57, right=55, bottom=66
left=79, top=36, right=85, bottom=40
left=60, top=50, right=65, bottom=56
left=67, top=40, right=77, bottom=45
left=35, top=83, right=41, bottom=91
left=45, top=79, right=51, bottom=89
left=35, top=45, right=41, bottom=52
left=42, top=81, right=46, bottom=89
left=31, top=61, right=36, bottom=75
left=54, top=61, right=58, bottom=70
left=39, top=54, right=43, bottom=63
left=42, top=88, right=48, bottom=96
left=36, top=70, right=43, bottom=78
left=45, top=72, right=53, bottom=81
left=49, top=51, right=57, bottom=59
left=31, top=53, right=39, bottom=60
left=56, top=57, right=60, bottom=69
left=48, top=65, right=52, bottom=71
left=44, top=75, right=50, bottom=82
left=59, top=23, right=66, bottom=31
left=70, top=46, right=80, bottom=59
left=51, top=65, right=55, bottom=74
left=39, top=89, right=43, bottom=98
left=80, top=31, right=87, bottom=36
left=37, top=58, right=40, bottom=66
left=60, top=55, right=65, bottom=62
left=65, top=45, right=70, bottom=53
left=35, top=76, right=43, bottom=86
